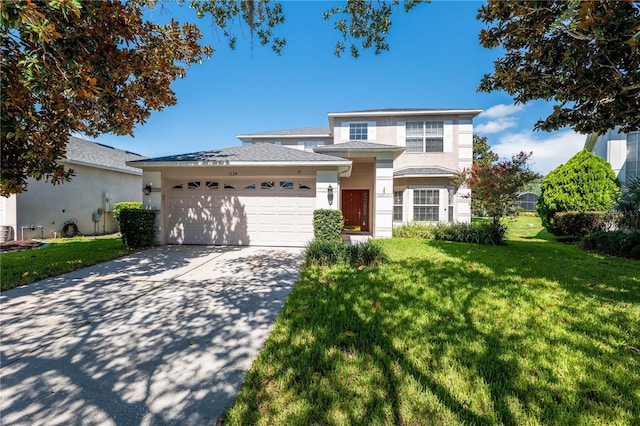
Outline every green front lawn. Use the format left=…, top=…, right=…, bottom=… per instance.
left=1, top=235, right=130, bottom=291
left=224, top=218, right=640, bottom=425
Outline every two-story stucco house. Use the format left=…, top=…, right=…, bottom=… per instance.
left=128, top=108, right=481, bottom=247
left=0, top=137, right=145, bottom=242
left=584, top=129, right=640, bottom=188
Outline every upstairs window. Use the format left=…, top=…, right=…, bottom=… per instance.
left=406, top=121, right=444, bottom=153
left=349, top=123, right=368, bottom=140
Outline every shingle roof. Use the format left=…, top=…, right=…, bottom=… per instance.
left=237, top=126, right=331, bottom=137
left=129, top=143, right=349, bottom=164
left=314, top=141, right=404, bottom=152
left=64, top=136, right=147, bottom=174
left=394, top=167, right=456, bottom=177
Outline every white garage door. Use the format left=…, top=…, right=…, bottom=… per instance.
left=166, top=178, right=315, bottom=247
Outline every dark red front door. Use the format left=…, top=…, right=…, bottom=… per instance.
left=342, top=190, right=369, bottom=232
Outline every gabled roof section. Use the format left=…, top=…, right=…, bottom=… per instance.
left=237, top=126, right=331, bottom=139
left=128, top=143, right=350, bottom=167
left=64, top=136, right=147, bottom=175
left=394, top=166, right=457, bottom=177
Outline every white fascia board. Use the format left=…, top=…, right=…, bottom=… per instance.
left=327, top=109, right=484, bottom=119
left=63, top=159, right=143, bottom=176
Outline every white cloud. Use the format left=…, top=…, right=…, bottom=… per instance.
left=478, top=103, right=525, bottom=119
left=475, top=117, right=518, bottom=134
left=491, top=130, right=586, bottom=175
left=476, top=103, right=526, bottom=134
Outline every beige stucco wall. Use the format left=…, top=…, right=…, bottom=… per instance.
left=16, top=164, right=142, bottom=239
left=333, top=115, right=475, bottom=173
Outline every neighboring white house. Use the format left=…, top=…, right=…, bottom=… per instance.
left=0, top=137, right=146, bottom=241
left=584, top=129, right=640, bottom=188
left=128, top=108, right=482, bottom=247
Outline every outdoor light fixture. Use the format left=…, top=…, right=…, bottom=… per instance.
left=327, top=184, right=334, bottom=206
left=143, top=183, right=152, bottom=195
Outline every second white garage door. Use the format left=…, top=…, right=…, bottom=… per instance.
left=166, top=179, right=315, bottom=247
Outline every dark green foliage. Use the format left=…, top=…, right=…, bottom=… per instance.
left=313, top=209, right=344, bottom=243
left=393, top=221, right=507, bottom=245
left=551, top=211, right=607, bottom=239
left=537, top=150, right=621, bottom=234
left=478, top=1, right=640, bottom=134
left=616, top=176, right=640, bottom=232
left=304, top=239, right=387, bottom=267
left=581, top=231, right=640, bottom=260
left=112, top=202, right=143, bottom=229
left=118, top=209, right=156, bottom=248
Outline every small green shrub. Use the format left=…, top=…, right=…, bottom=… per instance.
left=119, top=208, right=156, bottom=248
left=392, top=223, right=435, bottom=239
left=551, top=211, right=607, bottom=238
left=304, top=239, right=387, bottom=267
left=112, top=202, right=143, bottom=229
left=313, top=209, right=344, bottom=243
left=393, top=222, right=507, bottom=245
left=581, top=231, right=640, bottom=259
left=615, top=176, right=640, bottom=232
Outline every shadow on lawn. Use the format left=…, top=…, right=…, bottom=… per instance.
left=228, top=239, right=639, bottom=424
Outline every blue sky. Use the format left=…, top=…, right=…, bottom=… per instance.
left=91, top=0, right=585, bottom=174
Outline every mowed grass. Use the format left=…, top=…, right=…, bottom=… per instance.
left=223, top=217, right=640, bottom=425
left=1, top=235, right=130, bottom=291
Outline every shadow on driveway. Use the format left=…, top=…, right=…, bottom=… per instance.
left=0, top=245, right=302, bottom=425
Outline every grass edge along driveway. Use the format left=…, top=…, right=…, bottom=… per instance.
left=1, top=235, right=130, bottom=291
left=223, top=217, right=639, bottom=425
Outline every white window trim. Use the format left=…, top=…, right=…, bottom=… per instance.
left=341, top=121, right=376, bottom=142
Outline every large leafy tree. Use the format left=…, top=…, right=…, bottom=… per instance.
left=1, top=0, right=428, bottom=196
left=478, top=0, right=640, bottom=134
left=1, top=0, right=212, bottom=196
left=472, top=134, right=498, bottom=169
left=537, top=150, right=621, bottom=232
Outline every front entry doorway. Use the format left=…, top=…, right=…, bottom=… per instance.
left=342, top=190, right=369, bottom=232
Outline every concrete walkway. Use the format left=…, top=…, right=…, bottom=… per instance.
left=0, top=245, right=302, bottom=425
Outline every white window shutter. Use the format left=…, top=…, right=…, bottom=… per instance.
left=443, top=120, right=453, bottom=152
left=368, top=121, right=376, bottom=141
left=397, top=121, right=405, bottom=146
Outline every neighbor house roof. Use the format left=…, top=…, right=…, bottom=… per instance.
left=237, top=126, right=331, bottom=139
left=127, top=143, right=351, bottom=168
left=393, top=167, right=457, bottom=177
left=328, top=108, right=483, bottom=118
left=63, top=136, right=146, bottom=175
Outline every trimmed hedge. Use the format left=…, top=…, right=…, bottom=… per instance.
left=119, top=209, right=156, bottom=248
left=313, top=209, right=343, bottom=243
left=551, top=211, right=607, bottom=239
left=581, top=231, right=640, bottom=260
left=393, top=221, right=507, bottom=245
left=112, top=201, right=143, bottom=229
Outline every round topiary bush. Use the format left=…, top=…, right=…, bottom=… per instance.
left=537, top=150, right=621, bottom=235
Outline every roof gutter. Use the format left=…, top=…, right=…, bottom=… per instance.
left=63, top=159, right=143, bottom=176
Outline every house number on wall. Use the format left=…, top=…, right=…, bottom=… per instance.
left=229, top=171, right=238, bottom=176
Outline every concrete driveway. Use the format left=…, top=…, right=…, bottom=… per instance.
left=0, top=245, right=302, bottom=425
